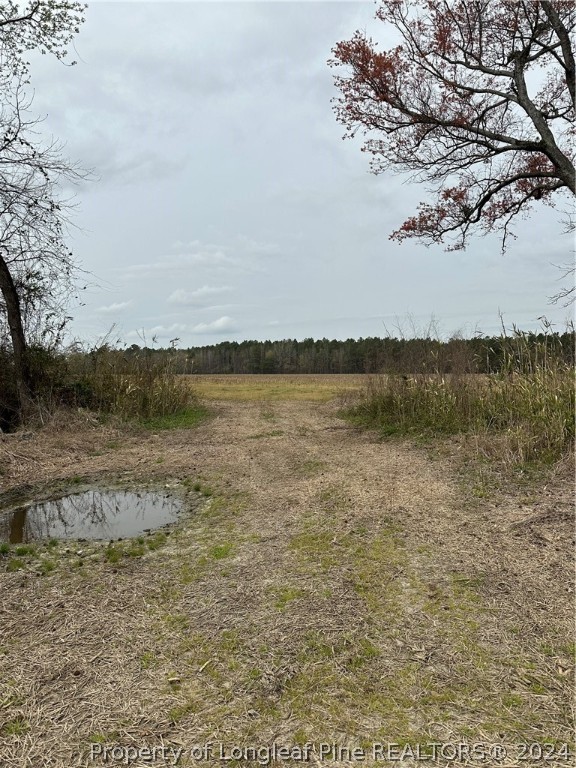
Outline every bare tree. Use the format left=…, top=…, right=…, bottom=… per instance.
left=329, top=1, right=575, bottom=254
left=0, top=1, right=86, bottom=416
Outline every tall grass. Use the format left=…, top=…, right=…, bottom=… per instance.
left=350, top=325, right=574, bottom=467
left=64, top=342, right=202, bottom=423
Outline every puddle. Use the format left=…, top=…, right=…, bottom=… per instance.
left=0, top=489, right=182, bottom=543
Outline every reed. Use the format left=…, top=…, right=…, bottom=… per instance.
left=65, top=342, right=199, bottom=422
left=351, top=324, right=574, bottom=467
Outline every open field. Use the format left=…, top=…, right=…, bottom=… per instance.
left=0, top=375, right=574, bottom=767
left=187, top=374, right=368, bottom=401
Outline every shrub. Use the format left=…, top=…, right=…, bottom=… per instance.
left=64, top=342, right=199, bottom=422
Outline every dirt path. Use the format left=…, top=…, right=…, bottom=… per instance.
left=0, top=395, right=573, bottom=767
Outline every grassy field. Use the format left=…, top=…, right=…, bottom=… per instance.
left=187, top=374, right=367, bottom=401
left=0, top=375, right=573, bottom=767
left=0, top=390, right=574, bottom=768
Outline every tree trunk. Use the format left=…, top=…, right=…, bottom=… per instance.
left=0, top=253, right=33, bottom=419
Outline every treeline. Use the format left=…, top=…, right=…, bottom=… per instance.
left=120, top=332, right=575, bottom=375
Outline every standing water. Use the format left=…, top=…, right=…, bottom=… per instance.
left=0, top=489, right=182, bottom=543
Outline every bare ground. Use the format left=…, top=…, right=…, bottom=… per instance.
left=0, top=385, right=574, bottom=768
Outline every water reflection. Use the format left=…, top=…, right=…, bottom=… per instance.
left=0, top=490, right=181, bottom=543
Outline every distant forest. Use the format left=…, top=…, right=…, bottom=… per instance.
left=121, top=332, right=575, bottom=375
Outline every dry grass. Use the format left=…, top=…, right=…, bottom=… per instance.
left=187, top=374, right=367, bottom=401
left=0, top=380, right=574, bottom=767
left=64, top=346, right=202, bottom=422
left=350, top=369, right=574, bottom=468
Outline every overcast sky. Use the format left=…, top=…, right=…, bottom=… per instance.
left=26, top=1, right=574, bottom=346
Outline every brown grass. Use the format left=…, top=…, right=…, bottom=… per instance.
left=0, top=380, right=573, bottom=767
left=186, top=374, right=367, bottom=401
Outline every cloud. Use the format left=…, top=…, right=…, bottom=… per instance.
left=191, top=316, right=238, bottom=334
left=124, top=316, right=238, bottom=342
left=95, top=300, right=133, bottom=314
left=116, top=248, right=247, bottom=278
left=115, top=234, right=282, bottom=283
left=234, top=235, right=280, bottom=257
left=30, top=3, right=572, bottom=346
left=126, top=323, right=187, bottom=341
left=167, top=285, right=233, bottom=306
left=148, top=323, right=187, bottom=337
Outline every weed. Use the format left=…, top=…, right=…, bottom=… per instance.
left=140, top=652, right=158, bottom=670
left=125, top=543, right=146, bottom=558
left=14, top=544, right=36, bottom=557
left=270, top=585, right=306, bottom=610
left=347, top=638, right=381, bottom=669
left=104, top=546, right=122, bottom=564
left=0, top=542, right=10, bottom=555
left=146, top=532, right=167, bottom=552
left=38, top=559, right=56, bottom=575
left=6, top=558, right=24, bottom=572
left=89, top=733, right=113, bottom=744
left=1, top=716, right=29, bottom=736
left=220, top=629, right=242, bottom=652
left=209, top=542, right=234, bottom=560
left=289, top=528, right=340, bottom=571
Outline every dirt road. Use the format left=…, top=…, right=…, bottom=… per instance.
left=0, top=391, right=573, bottom=767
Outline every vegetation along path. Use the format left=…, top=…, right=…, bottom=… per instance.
left=0, top=376, right=573, bottom=767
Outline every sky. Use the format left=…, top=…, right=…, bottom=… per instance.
left=24, top=0, right=575, bottom=347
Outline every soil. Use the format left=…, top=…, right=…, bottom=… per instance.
left=0, top=381, right=574, bottom=768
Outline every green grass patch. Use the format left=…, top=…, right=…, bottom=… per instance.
left=296, top=459, right=328, bottom=476
left=147, top=532, right=167, bottom=551
left=124, top=542, right=146, bottom=557
left=142, top=405, right=210, bottom=431
left=269, top=585, right=307, bottom=610
left=140, top=651, right=158, bottom=670
left=104, top=545, right=123, bottom=564
left=289, top=528, right=342, bottom=572
left=14, top=544, right=36, bottom=557
left=1, top=716, right=30, bottom=737
left=247, top=429, right=284, bottom=439
left=208, top=542, right=234, bottom=560
left=38, top=558, right=56, bottom=575
left=192, top=374, right=365, bottom=402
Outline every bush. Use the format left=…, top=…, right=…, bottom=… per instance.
left=0, top=340, right=202, bottom=428
left=64, top=343, right=199, bottom=421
